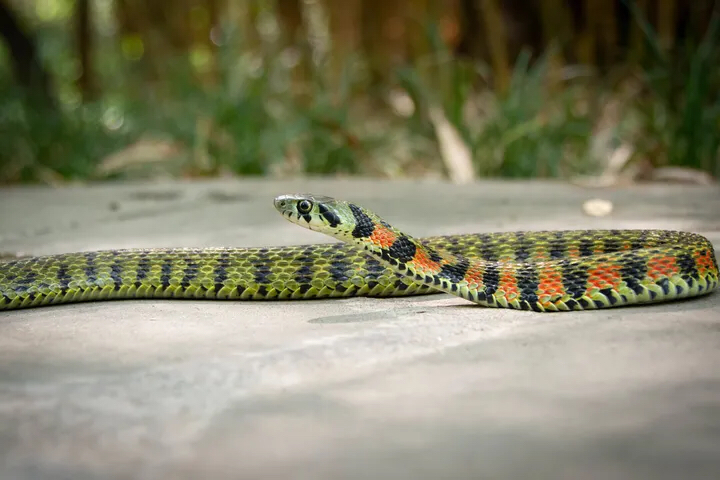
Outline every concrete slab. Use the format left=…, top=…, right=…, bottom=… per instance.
left=1, top=178, right=719, bottom=480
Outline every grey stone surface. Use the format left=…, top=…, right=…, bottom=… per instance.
left=1, top=178, right=719, bottom=480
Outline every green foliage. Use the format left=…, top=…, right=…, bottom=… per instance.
left=0, top=0, right=718, bottom=184
left=469, top=49, right=594, bottom=178
left=624, top=0, right=720, bottom=174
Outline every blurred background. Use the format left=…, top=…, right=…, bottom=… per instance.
left=0, top=0, right=718, bottom=185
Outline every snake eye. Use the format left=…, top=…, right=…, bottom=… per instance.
left=297, top=199, right=313, bottom=214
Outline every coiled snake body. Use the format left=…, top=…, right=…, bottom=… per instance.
left=1, top=194, right=718, bottom=312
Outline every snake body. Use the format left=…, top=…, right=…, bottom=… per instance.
left=1, top=194, right=718, bottom=312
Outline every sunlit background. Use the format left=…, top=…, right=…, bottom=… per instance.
left=0, top=0, right=718, bottom=184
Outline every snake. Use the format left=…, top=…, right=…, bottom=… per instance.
left=1, top=194, right=718, bottom=312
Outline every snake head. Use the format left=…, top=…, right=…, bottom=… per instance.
left=274, top=194, right=380, bottom=241
left=274, top=194, right=358, bottom=238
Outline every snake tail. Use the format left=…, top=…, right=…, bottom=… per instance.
left=275, top=194, right=719, bottom=312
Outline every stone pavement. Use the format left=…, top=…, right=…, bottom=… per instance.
left=1, top=178, right=719, bottom=480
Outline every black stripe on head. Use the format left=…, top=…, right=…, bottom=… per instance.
left=386, top=235, right=417, bottom=263
left=318, top=203, right=342, bottom=227
left=349, top=204, right=375, bottom=238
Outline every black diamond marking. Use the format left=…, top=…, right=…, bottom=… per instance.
left=136, top=252, right=150, bottom=282
left=295, top=264, right=314, bottom=285
left=365, top=258, right=386, bottom=276
left=676, top=252, right=698, bottom=278
left=656, top=278, right=670, bottom=295
left=513, top=232, right=530, bottom=262
left=619, top=252, right=647, bottom=295
left=675, top=284, right=684, bottom=295
left=578, top=298, right=591, bottom=309
left=438, top=257, right=470, bottom=283
left=349, top=204, right=375, bottom=238
left=482, top=264, right=500, bottom=296
left=429, top=250, right=443, bottom=263
left=530, top=302, right=543, bottom=312
left=565, top=298, right=579, bottom=310
left=515, top=246, right=530, bottom=262
left=516, top=265, right=539, bottom=305
left=630, top=230, right=649, bottom=250
left=318, top=203, right=342, bottom=227
left=160, top=258, right=173, bottom=289
left=550, top=232, right=567, bottom=259
left=480, top=242, right=498, bottom=262
left=298, top=283, right=312, bottom=294
left=301, top=213, right=312, bottom=224
left=600, top=287, right=617, bottom=305
left=257, top=286, right=268, bottom=297
left=578, top=238, right=594, bottom=257
left=56, top=265, right=70, bottom=291
left=396, top=282, right=408, bottom=291
left=386, top=236, right=417, bottom=264
left=476, top=291, right=487, bottom=302
left=235, top=285, right=246, bottom=296
left=603, top=237, right=621, bottom=253
left=335, top=284, right=347, bottom=293
left=182, top=261, right=199, bottom=288
left=560, top=260, right=589, bottom=299
left=214, top=251, right=232, bottom=293
left=367, top=280, right=379, bottom=289
left=433, top=275, right=441, bottom=285
left=110, top=260, right=123, bottom=290
left=450, top=283, right=458, bottom=292
left=329, top=260, right=351, bottom=282
left=83, top=252, right=98, bottom=284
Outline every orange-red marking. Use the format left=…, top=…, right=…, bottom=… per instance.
left=537, top=266, right=565, bottom=299
left=463, top=262, right=485, bottom=287
left=498, top=266, right=519, bottom=300
left=694, top=250, right=717, bottom=275
left=646, top=255, right=679, bottom=280
left=370, top=225, right=398, bottom=249
left=409, top=247, right=443, bottom=274
left=587, top=264, right=623, bottom=290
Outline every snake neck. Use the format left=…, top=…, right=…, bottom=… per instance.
left=344, top=209, right=487, bottom=297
